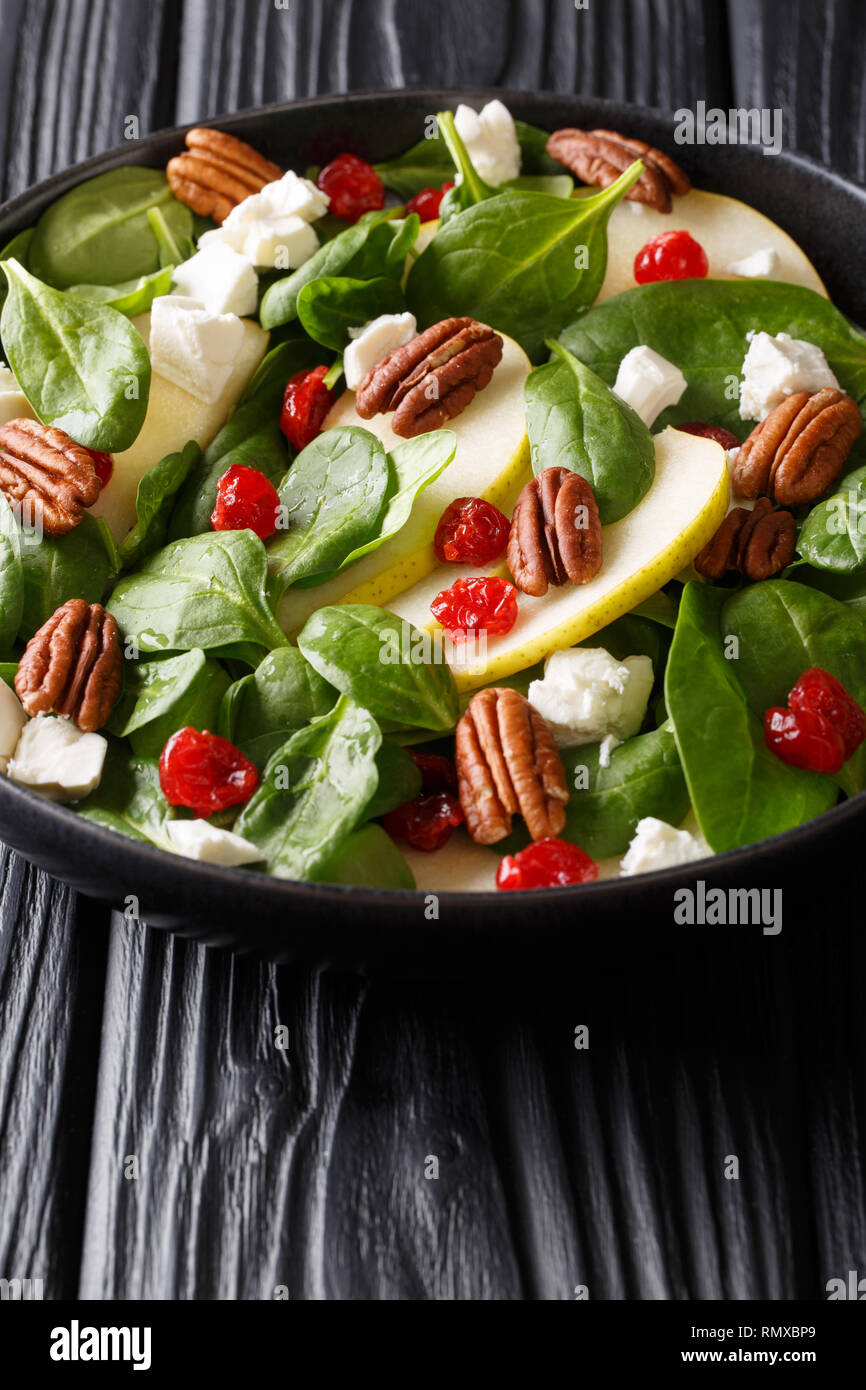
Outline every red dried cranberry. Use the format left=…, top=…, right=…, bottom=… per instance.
left=384, top=792, right=464, bottom=852
left=211, top=464, right=281, bottom=540
left=408, top=748, right=458, bottom=794
left=634, top=229, right=709, bottom=284
left=89, top=451, right=114, bottom=487
left=317, top=153, right=385, bottom=223
left=678, top=421, right=741, bottom=451
left=280, top=365, right=335, bottom=451
left=763, top=707, right=845, bottom=775
left=405, top=181, right=454, bottom=221
left=434, top=496, right=510, bottom=565
left=496, top=838, right=599, bottom=891
left=430, top=575, right=519, bottom=640
left=159, top=727, right=259, bottom=817
left=788, top=667, right=866, bottom=760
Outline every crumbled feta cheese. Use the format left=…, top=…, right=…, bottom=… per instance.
left=619, top=816, right=709, bottom=876
left=453, top=99, right=521, bottom=187
left=150, top=294, right=245, bottom=403
left=725, top=247, right=779, bottom=278
left=344, top=312, right=418, bottom=390
left=739, top=331, right=839, bottom=421
left=167, top=819, right=264, bottom=866
left=527, top=647, right=654, bottom=752
left=0, top=680, right=27, bottom=773
left=7, top=715, right=106, bottom=802
left=613, top=345, right=687, bottom=427
left=238, top=214, right=319, bottom=271
left=198, top=170, right=327, bottom=269
left=172, top=242, right=258, bottom=317
left=0, top=361, right=35, bottom=426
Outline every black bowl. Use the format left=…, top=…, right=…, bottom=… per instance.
left=0, top=89, right=863, bottom=971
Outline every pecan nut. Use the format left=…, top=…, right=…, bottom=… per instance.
left=733, top=388, right=862, bottom=506
left=455, top=687, right=569, bottom=845
left=545, top=127, right=690, bottom=212
left=15, top=600, right=122, bottom=733
left=507, top=467, right=603, bottom=596
left=694, top=498, right=796, bottom=582
left=166, top=127, right=283, bottom=224
left=354, top=317, right=503, bottom=437
left=0, top=418, right=100, bottom=535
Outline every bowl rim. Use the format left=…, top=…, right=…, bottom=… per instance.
left=2, top=85, right=865, bottom=913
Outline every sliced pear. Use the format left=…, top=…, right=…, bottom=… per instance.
left=278, top=332, right=532, bottom=638
left=401, top=827, right=622, bottom=892
left=596, top=188, right=826, bottom=300
left=91, top=311, right=269, bottom=542
left=388, top=427, right=729, bottom=691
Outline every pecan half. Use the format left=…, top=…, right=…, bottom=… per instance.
left=507, top=467, right=602, bottom=596
left=694, top=498, right=796, bottom=582
left=354, top=317, right=503, bottom=437
left=456, top=688, right=569, bottom=845
left=545, top=127, right=690, bottom=212
left=0, top=418, right=100, bottom=535
left=166, top=127, right=283, bottom=224
left=733, top=388, right=862, bottom=506
left=16, top=599, right=122, bottom=732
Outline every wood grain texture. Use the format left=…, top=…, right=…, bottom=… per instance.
left=1, top=0, right=866, bottom=1301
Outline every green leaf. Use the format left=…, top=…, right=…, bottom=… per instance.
left=363, top=739, right=423, bottom=820
left=664, top=582, right=836, bottom=852
left=296, top=274, right=405, bottom=351
left=0, top=227, right=34, bottom=314
left=798, top=462, right=866, bottom=573
left=267, top=427, right=390, bottom=592
left=119, top=440, right=202, bottom=568
left=373, top=117, right=564, bottom=198
left=76, top=745, right=175, bottom=849
left=298, top=604, right=459, bottom=732
left=221, top=646, right=338, bottom=767
left=235, top=696, right=381, bottom=879
left=146, top=205, right=195, bottom=267
left=0, top=494, right=23, bottom=652
left=509, top=173, right=574, bottom=196
left=259, top=209, right=396, bottom=329
left=406, top=162, right=643, bottom=361
left=435, top=110, right=498, bottom=225
left=109, top=648, right=231, bottom=759
left=0, top=259, right=151, bottom=451
left=314, top=823, right=415, bottom=889
left=18, top=514, right=115, bottom=640
left=525, top=339, right=654, bottom=523
left=66, top=264, right=174, bottom=317
left=560, top=726, right=690, bottom=860
left=28, top=166, right=193, bottom=288
left=107, top=530, right=288, bottom=655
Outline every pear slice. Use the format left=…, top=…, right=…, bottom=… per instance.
left=597, top=188, right=827, bottom=300
left=278, top=332, right=532, bottom=638
left=91, top=311, right=269, bottom=542
left=388, top=427, right=729, bottom=692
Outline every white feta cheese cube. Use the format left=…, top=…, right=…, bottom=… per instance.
left=239, top=214, right=319, bottom=270
left=149, top=294, right=245, bottom=404
left=527, top=647, right=654, bottom=751
left=167, top=818, right=264, bottom=866
left=619, top=816, right=709, bottom=876
left=725, top=247, right=779, bottom=278
left=7, top=714, right=106, bottom=802
left=344, top=312, right=418, bottom=390
left=454, top=99, right=521, bottom=187
left=0, top=361, right=35, bottom=426
left=197, top=171, right=327, bottom=268
left=613, top=345, right=687, bottom=427
left=739, top=331, right=839, bottom=421
left=0, top=679, right=27, bottom=773
left=171, top=242, right=258, bottom=317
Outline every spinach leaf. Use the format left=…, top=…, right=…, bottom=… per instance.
left=19, top=514, right=115, bottom=640
left=107, top=530, right=288, bottom=655
left=296, top=274, right=405, bottom=351
left=76, top=745, right=175, bottom=849
left=0, top=227, right=34, bottom=314
left=382, top=215, right=421, bottom=275
left=267, top=427, right=390, bottom=592
left=373, top=117, right=563, bottom=198
left=109, top=648, right=231, bottom=759
left=314, top=823, right=415, bottom=890
left=66, top=265, right=173, bottom=317
left=258, top=209, right=397, bottom=329
left=0, top=662, right=18, bottom=688
left=722, top=578, right=866, bottom=796
left=560, top=726, right=690, bottom=860
left=220, top=646, right=337, bottom=767
left=435, top=110, right=497, bottom=225
left=364, top=739, right=423, bottom=820
left=0, top=259, right=151, bottom=451
left=510, top=174, right=574, bottom=196
left=168, top=339, right=322, bottom=539
left=0, top=494, right=23, bottom=652
left=525, top=339, right=654, bottom=523
left=797, top=463, right=866, bottom=573
left=119, top=440, right=201, bottom=568
left=792, top=564, right=866, bottom=621
left=579, top=612, right=671, bottom=681
left=298, top=605, right=459, bottom=732
left=146, top=206, right=195, bottom=267
left=559, top=280, right=866, bottom=438
left=406, top=162, right=642, bottom=361
left=28, top=167, right=193, bottom=288
left=664, top=582, right=836, bottom=852
left=235, top=696, right=381, bottom=879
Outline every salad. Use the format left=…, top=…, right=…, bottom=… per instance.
left=0, top=99, right=864, bottom=896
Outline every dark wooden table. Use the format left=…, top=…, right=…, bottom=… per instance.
left=1, top=0, right=865, bottom=1301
